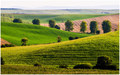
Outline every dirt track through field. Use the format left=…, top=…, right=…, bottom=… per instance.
left=41, top=14, right=119, bottom=33
left=1, top=38, right=11, bottom=45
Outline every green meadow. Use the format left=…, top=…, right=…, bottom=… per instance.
left=1, top=31, right=119, bottom=65
left=1, top=13, right=119, bottom=74
left=1, top=22, right=92, bottom=45
left=1, top=31, right=119, bottom=74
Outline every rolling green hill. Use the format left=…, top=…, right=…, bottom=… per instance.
left=1, top=14, right=109, bottom=23
left=1, top=31, right=119, bottom=66
left=1, top=22, right=92, bottom=45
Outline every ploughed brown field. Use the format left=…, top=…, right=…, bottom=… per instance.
left=41, top=14, right=119, bottom=33
left=1, top=38, right=11, bottom=45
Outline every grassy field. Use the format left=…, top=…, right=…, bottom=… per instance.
left=1, top=31, right=119, bottom=65
left=1, top=22, right=92, bottom=45
left=1, top=65, right=119, bottom=74
left=1, top=14, right=109, bottom=23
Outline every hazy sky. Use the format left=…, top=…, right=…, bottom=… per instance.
left=1, top=0, right=119, bottom=9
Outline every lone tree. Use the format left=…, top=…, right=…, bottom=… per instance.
left=80, top=21, right=87, bottom=33
left=55, top=25, right=60, bottom=29
left=57, top=36, right=62, bottom=42
left=49, top=20, right=55, bottom=28
left=102, top=20, right=111, bottom=33
left=90, top=21, right=98, bottom=34
left=65, top=20, right=74, bottom=31
left=32, top=19, right=40, bottom=25
left=21, top=38, right=28, bottom=46
left=13, top=18, right=22, bottom=23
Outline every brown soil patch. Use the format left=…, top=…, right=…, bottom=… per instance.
left=1, top=38, right=11, bottom=45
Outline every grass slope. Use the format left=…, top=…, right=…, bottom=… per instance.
left=1, top=22, right=92, bottom=45
left=1, top=31, right=119, bottom=66
left=2, top=65, right=119, bottom=74
left=1, top=14, right=109, bottom=23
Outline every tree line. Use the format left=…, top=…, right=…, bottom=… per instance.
left=13, top=18, right=113, bottom=34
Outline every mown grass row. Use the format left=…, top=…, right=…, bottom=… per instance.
left=1, top=65, right=119, bottom=74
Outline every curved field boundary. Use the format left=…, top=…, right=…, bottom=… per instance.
left=41, top=14, right=119, bottom=33
left=1, top=38, right=11, bottom=45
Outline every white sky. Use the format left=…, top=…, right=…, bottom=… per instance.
left=1, top=0, right=119, bottom=9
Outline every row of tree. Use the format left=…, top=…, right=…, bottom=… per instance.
left=13, top=18, right=112, bottom=33
left=80, top=20, right=112, bottom=34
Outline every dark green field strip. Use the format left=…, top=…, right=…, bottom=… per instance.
left=1, top=65, right=119, bottom=74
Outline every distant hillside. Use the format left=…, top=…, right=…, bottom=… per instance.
left=1, top=22, right=92, bottom=45
left=1, top=14, right=108, bottom=23
left=1, top=9, right=119, bottom=14
left=1, top=8, right=21, bottom=10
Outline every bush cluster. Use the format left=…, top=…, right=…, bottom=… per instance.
left=13, top=18, right=22, bottom=23
left=69, top=37, right=79, bottom=40
left=59, top=64, right=68, bottom=68
left=96, top=30, right=100, bottom=34
left=73, top=63, right=92, bottom=69
left=93, top=56, right=117, bottom=70
left=55, top=25, right=60, bottom=29
left=34, top=62, right=41, bottom=67
left=1, top=44, right=15, bottom=48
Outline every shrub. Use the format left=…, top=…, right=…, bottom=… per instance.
left=5, top=44, right=9, bottom=47
left=114, top=29, right=117, bottom=31
left=13, top=18, right=22, bottom=23
left=97, top=55, right=112, bottom=66
left=1, top=57, right=5, bottom=65
left=73, top=63, right=92, bottom=69
left=34, top=63, right=41, bottom=67
left=1, top=44, right=5, bottom=48
left=57, top=36, right=62, bottom=42
left=1, top=44, right=15, bottom=48
left=106, top=64, right=117, bottom=70
left=93, top=55, right=117, bottom=70
left=65, top=20, right=74, bottom=31
left=49, top=20, right=55, bottom=28
left=55, top=25, right=60, bottom=29
left=75, top=37, right=79, bottom=39
left=59, top=64, right=68, bottom=68
left=96, top=30, right=100, bottom=34
left=93, top=64, right=117, bottom=70
left=32, top=19, right=40, bottom=25
left=21, top=38, right=28, bottom=46
left=102, top=20, right=111, bottom=33
left=69, top=37, right=74, bottom=40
